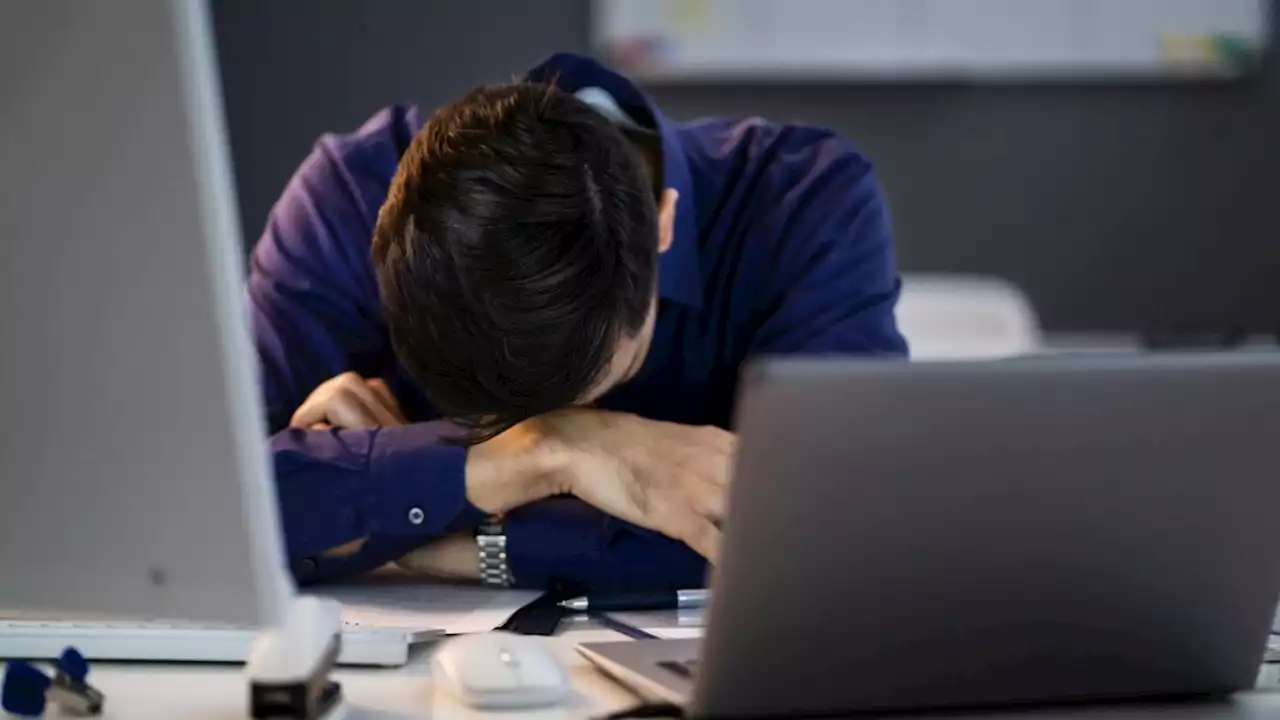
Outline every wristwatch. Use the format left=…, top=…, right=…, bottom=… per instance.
left=475, top=519, right=514, bottom=588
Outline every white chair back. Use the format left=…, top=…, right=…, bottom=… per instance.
left=896, top=274, right=1042, bottom=360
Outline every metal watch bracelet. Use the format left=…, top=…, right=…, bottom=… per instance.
left=476, top=520, right=514, bottom=588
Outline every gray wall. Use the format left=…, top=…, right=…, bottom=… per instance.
left=213, top=0, right=1280, bottom=332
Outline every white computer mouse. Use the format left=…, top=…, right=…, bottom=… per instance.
left=431, top=630, right=570, bottom=709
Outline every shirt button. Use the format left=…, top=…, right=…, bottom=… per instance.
left=299, top=557, right=318, bottom=573
left=407, top=507, right=426, bottom=525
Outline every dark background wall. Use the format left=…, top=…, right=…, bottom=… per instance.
left=213, top=0, right=1280, bottom=332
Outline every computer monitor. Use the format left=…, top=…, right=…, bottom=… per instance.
left=0, top=0, right=290, bottom=628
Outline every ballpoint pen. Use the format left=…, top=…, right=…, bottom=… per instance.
left=557, top=589, right=709, bottom=613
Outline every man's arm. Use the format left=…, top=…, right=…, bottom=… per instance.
left=398, top=499, right=709, bottom=592
left=250, top=136, right=494, bottom=583
left=397, top=410, right=731, bottom=592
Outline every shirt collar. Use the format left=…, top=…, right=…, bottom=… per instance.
left=524, top=53, right=702, bottom=310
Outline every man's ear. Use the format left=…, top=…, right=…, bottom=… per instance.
left=657, top=188, right=678, bottom=254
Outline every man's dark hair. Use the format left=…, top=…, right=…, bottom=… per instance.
left=372, top=83, right=659, bottom=443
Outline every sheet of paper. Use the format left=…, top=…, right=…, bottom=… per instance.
left=318, top=575, right=539, bottom=635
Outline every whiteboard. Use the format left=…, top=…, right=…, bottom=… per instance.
left=593, top=0, right=1268, bottom=80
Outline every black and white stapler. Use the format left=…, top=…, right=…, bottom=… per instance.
left=47, top=647, right=104, bottom=715
left=246, top=596, right=347, bottom=720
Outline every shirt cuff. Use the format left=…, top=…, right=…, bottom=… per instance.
left=504, top=498, right=612, bottom=590
left=602, top=524, right=708, bottom=592
left=505, top=501, right=707, bottom=592
left=365, top=423, right=489, bottom=536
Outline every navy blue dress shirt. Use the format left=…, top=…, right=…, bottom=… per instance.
left=249, top=53, right=907, bottom=593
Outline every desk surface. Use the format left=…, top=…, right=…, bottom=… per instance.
left=75, top=616, right=1280, bottom=720
left=87, top=621, right=638, bottom=719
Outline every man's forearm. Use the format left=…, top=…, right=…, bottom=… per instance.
left=304, top=422, right=565, bottom=583
left=396, top=409, right=733, bottom=589
left=463, top=422, right=572, bottom=514
left=272, top=423, right=487, bottom=584
left=397, top=498, right=708, bottom=592
left=395, top=533, right=481, bottom=581
left=391, top=425, right=577, bottom=581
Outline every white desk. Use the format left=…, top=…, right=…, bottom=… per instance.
left=73, top=652, right=1280, bottom=720
left=63, top=611, right=1280, bottom=720
left=79, top=621, right=641, bottom=719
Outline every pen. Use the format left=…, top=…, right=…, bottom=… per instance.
left=557, top=589, right=709, bottom=613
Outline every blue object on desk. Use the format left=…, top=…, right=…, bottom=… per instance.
left=2, top=646, right=104, bottom=717
left=49, top=646, right=104, bottom=716
left=2, top=660, right=51, bottom=717
left=57, top=647, right=88, bottom=684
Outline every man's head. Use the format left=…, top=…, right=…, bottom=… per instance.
left=372, top=83, right=678, bottom=442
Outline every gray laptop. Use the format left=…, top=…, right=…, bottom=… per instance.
left=579, top=354, right=1280, bottom=717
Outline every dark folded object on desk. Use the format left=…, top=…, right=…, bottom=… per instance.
left=496, top=583, right=582, bottom=636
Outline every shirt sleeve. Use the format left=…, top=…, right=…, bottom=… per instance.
left=504, top=498, right=707, bottom=592
left=748, top=131, right=909, bottom=357
left=248, top=137, right=485, bottom=585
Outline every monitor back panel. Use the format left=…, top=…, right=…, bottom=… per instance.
left=0, top=0, right=289, bottom=626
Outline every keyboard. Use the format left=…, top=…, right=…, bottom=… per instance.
left=0, top=612, right=442, bottom=667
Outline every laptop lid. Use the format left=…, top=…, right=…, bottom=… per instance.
left=0, top=0, right=290, bottom=627
left=696, top=355, right=1280, bottom=716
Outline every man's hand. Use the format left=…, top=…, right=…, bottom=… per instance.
left=291, top=372, right=405, bottom=559
left=465, top=410, right=736, bottom=562
left=290, top=372, right=405, bottom=429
